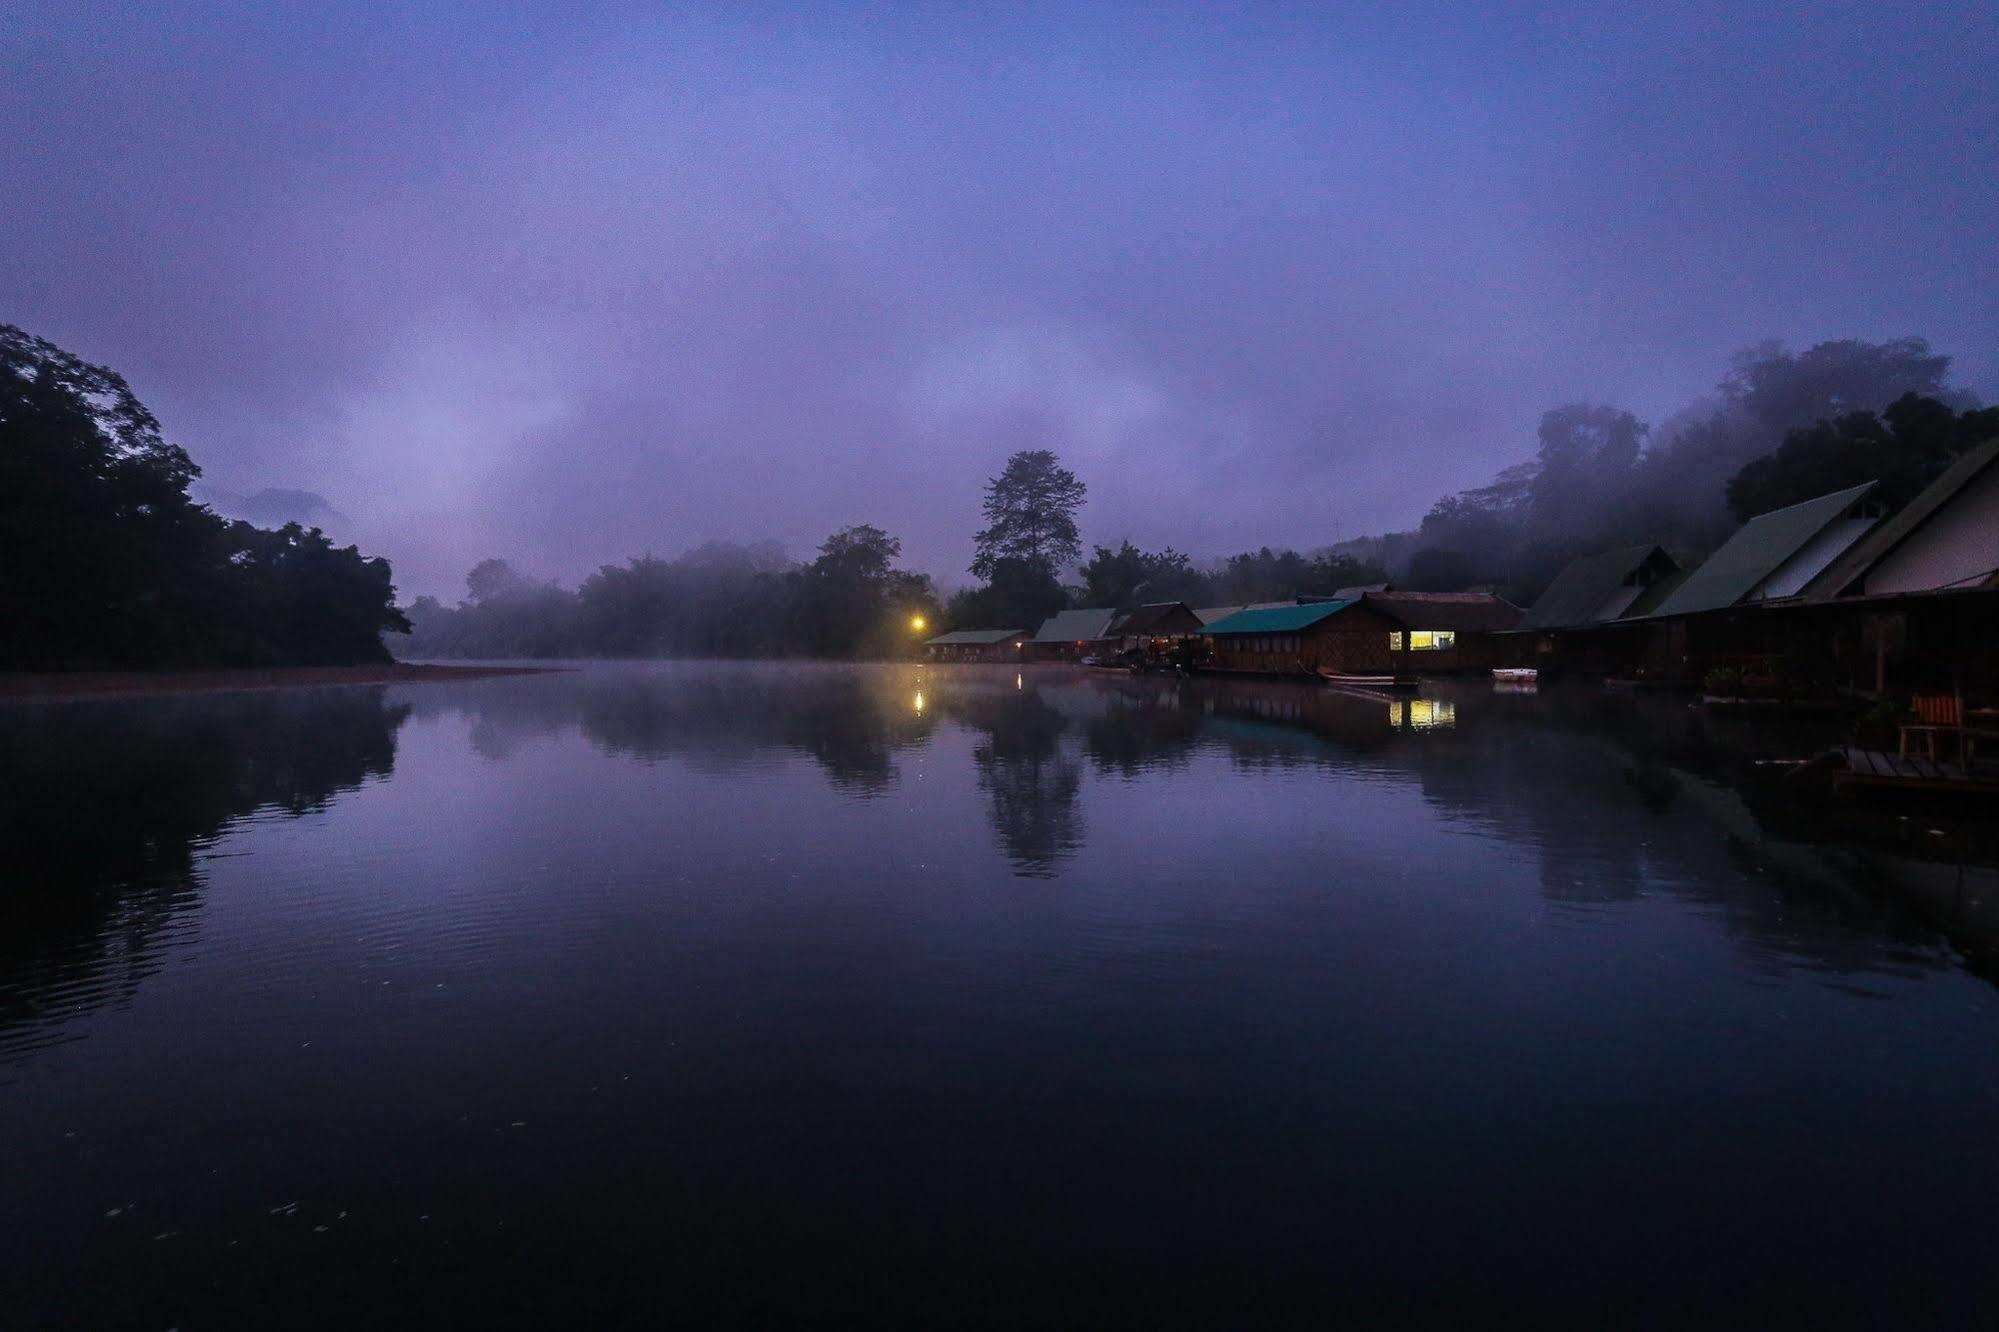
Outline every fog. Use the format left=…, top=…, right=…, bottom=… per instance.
left=4, top=3, right=1995, bottom=599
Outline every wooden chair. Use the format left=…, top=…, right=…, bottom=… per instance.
left=1903, top=696, right=1967, bottom=768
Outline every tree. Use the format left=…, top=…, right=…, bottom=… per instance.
left=947, top=556, right=1068, bottom=632
left=796, top=525, right=936, bottom=657
left=971, top=450, right=1086, bottom=581
left=219, top=521, right=410, bottom=665
left=1405, top=547, right=1480, bottom=592
left=1725, top=393, right=1999, bottom=521
left=1722, top=337, right=1958, bottom=436
left=1, top=322, right=407, bottom=668
left=466, top=558, right=531, bottom=605
left=1078, top=540, right=1205, bottom=607
left=1529, top=404, right=1646, bottom=521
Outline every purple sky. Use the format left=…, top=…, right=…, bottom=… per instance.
left=5, top=2, right=1996, bottom=599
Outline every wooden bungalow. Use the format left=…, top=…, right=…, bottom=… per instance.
left=1199, top=600, right=1407, bottom=677
left=1023, top=608, right=1121, bottom=662
left=1354, top=591, right=1524, bottom=673
left=1520, top=545, right=1686, bottom=631
left=1651, top=482, right=1883, bottom=618
left=1799, top=437, right=1999, bottom=600
left=1105, top=602, right=1204, bottom=649
left=924, top=628, right=1027, bottom=662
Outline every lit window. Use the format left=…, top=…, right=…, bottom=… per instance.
left=1389, top=631, right=1404, bottom=650
left=1409, top=630, right=1456, bottom=651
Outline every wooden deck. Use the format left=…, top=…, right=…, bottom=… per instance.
left=1834, top=747, right=1999, bottom=793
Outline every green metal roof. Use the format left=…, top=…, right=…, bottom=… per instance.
left=1649, top=482, right=1877, bottom=617
left=1801, top=437, right=1999, bottom=599
left=926, top=628, right=1025, bottom=645
left=1031, top=608, right=1119, bottom=642
left=1200, top=601, right=1356, bottom=635
left=1521, top=545, right=1674, bottom=630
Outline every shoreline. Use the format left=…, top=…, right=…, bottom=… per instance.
left=0, top=662, right=567, bottom=704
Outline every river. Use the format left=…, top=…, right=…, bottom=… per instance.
left=2, top=661, right=1994, bottom=1326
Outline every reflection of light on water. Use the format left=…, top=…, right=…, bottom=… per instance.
left=913, top=689, right=926, bottom=714
left=1395, top=698, right=1456, bottom=729
left=1015, top=673, right=1023, bottom=690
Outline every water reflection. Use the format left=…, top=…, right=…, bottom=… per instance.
left=6, top=661, right=1983, bottom=1069
left=0, top=689, right=409, bottom=1064
left=405, top=664, right=937, bottom=794
left=1400, top=684, right=1964, bottom=983
left=1396, top=697, right=1456, bottom=729
left=3, top=663, right=1995, bottom=1328
left=934, top=681, right=1085, bottom=877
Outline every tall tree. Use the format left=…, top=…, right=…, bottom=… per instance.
left=971, top=450, right=1086, bottom=581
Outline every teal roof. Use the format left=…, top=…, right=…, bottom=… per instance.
left=1201, top=601, right=1356, bottom=635
left=1650, top=482, right=1877, bottom=617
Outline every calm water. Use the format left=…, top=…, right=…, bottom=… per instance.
left=3, top=661, right=1996, bottom=1327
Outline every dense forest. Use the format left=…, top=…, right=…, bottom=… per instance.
left=1, top=324, right=409, bottom=670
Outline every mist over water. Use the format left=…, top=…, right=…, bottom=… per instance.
left=2, top=663, right=1995, bottom=1326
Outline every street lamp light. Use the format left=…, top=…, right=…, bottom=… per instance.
left=910, top=615, right=927, bottom=632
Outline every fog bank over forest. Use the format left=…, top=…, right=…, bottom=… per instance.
left=7, top=5, right=1995, bottom=599
left=398, top=335, right=1996, bottom=661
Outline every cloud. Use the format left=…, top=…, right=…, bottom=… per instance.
left=3, top=2, right=1994, bottom=597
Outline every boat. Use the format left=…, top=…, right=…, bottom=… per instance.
left=1492, top=668, right=1538, bottom=684
left=1316, top=668, right=1417, bottom=691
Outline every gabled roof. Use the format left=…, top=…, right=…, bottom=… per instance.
left=926, top=628, right=1026, bottom=646
left=1521, top=545, right=1677, bottom=630
left=1201, top=601, right=1359, bottom=635
left=1622, top=567, right=1692, bottom=618
left=1331, top=583, right=1391, bottom=599
left=1106, top=602, right=1199, bottom=635
left=1362, top=591, right=1523, bottom=633
left=1801, top=438, right=1999, bottom=600
left=1031, top=608, right=1120, bottom=642
left=1650, top=482, right=1878, bottom=617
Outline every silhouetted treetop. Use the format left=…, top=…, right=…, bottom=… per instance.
left=972, top=449, right=1086, bottom=581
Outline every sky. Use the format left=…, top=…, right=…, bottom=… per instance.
left=4, top=1, right=1996, bottom=599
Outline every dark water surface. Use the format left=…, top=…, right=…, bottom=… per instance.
left=3, top=661, right=1996, bottom=1327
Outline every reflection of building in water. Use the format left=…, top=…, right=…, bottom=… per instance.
left=1394, top=697, right=1457, bottom=730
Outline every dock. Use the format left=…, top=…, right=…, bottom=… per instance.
left=1832, top=747, right=1999, bottom=794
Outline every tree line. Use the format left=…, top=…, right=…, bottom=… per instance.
left=1, top=324, right=407, bottom=671
left=1360, top=338, right=1997, bottom=604
left=396, top=450, right=1397, bottom=659
left=398, top=526, right=940, bottom=661
left=401, top=340, right=1997, bottom=662
left=11, top=321, right=1991, bottom=671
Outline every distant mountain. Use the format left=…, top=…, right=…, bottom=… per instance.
left=193, top=484, right=351, bottom=532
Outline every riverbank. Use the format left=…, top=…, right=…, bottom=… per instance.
left=0, top=662, right=567, bottom=703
